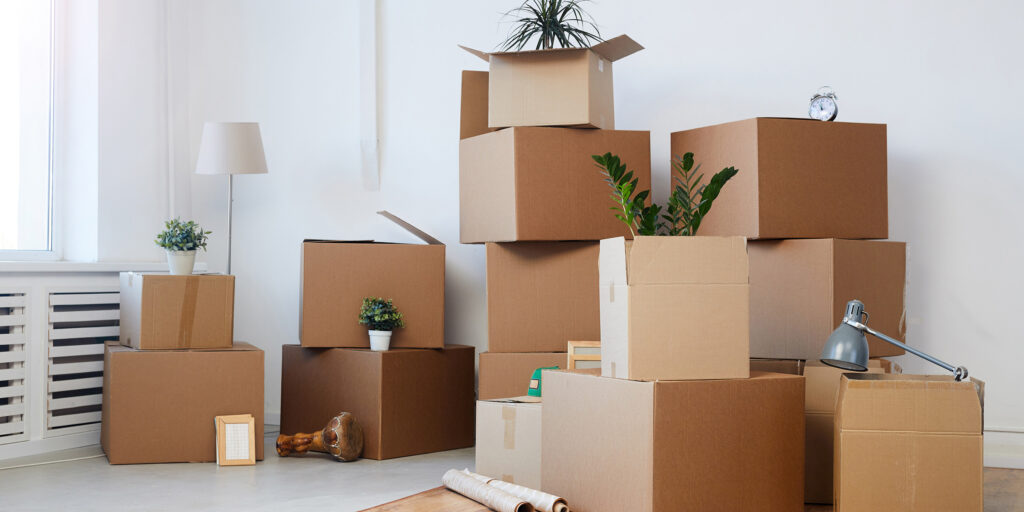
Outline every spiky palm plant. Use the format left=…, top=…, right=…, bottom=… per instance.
left=499, top=0, right=603, bottom=51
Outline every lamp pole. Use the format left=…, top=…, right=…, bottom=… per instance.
left=843, top=318, right=968, bottom=381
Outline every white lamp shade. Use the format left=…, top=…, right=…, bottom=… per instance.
left=195, top=122, right=268, bottom=175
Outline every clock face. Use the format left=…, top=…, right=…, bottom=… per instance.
left=809, top=96, right=838, bottom=121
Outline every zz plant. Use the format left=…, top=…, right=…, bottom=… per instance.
left=358, top=298, right=405, bottom=331
left=154, top=218, right=211, bottom=252
left=593, top=152, right=738, bottom=236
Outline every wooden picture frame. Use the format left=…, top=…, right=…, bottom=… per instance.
left=567, top=341, right=601, bottom=370
left=215, top=414, right=256, bottom=466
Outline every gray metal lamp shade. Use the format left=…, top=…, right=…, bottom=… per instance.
left=821, top=321, right=870, bottom=371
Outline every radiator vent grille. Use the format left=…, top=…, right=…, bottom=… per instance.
left=0, top=292, right=28, bottom=444
left=46, top=290, right=119, bottom=436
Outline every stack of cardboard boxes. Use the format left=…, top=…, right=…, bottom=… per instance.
left=459, top=37, right=980, bottom=511
left=278, top=213, right=475, bottom=460
left=460, top=36, right=648, bottom=402
left=102, top=272, right=265, bottom=464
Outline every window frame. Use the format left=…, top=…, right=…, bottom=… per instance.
left=0, top=0, right=61, bottom=262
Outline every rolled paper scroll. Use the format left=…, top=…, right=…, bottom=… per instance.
left=463, top=470, right=568, bottom=512
left=442, top=469, right=533, bottom=512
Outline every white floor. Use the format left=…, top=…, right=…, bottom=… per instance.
left=0, top=429, right=474, bottom=512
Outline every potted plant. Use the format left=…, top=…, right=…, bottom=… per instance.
left=499, top=0, right=603, bottom=51
left=154, top=218, right=211, bottom=275
left=358, top=297, right=405, bottom=351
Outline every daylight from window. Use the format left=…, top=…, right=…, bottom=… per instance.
left=0, top=0, right=53, bottom=251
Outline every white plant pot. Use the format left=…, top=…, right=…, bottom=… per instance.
left=166, top=250, right=197, bottom=276
left=368, top=330, right=392, bottom=351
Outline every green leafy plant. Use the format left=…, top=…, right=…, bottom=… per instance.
left=594, top=152, right=738, bottom=236
left=663, top=153, right=739, bottom=236
left=154, top=218, right=211, bottom=252
left=499, top=0, right=603, bottom=51
left=358, top=297, right=405, bottom=331
left=593, top=153, right=662, bottom=236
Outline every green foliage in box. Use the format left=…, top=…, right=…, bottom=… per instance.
left=499, top=0, right=603, bottom=51
left=358, top=297, right=405, bottom=331
left=593, top=152, right=738, bottom=236
left=154, top=218, right=211, bottom=252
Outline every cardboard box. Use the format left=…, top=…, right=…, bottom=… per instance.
left=460, top=35, right=643, bottom=129
left=460, top=70, right=496, bottom=140
left=749, top=358, right=900, bottom=504
left=475, top=396, right=542, bottom=489
left=478, top=352, right=566, bottom=400
left=118, top=272, right=234, bottom=350
left=543, top=371, right=804, bottom=512
left=301, top=212, right=444, bottom=348
left=460, top=127, right=651, bottom=243
left=835, top=374, right=984, bottom=511
left=280, top=344, right=475, bottom=460
left=749, top=239, right=907, bottom=359
left=486, top=242, right=599, bottom=352
left=670, top=118, right=888, bottom=239
left=100, top=342, right=264, bottom=464
left=600, top=236, right=749, bottom=381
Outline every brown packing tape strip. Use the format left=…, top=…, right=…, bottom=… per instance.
left=502, top=405, right=516, bottom=450
left=177, top=276, right=201, bottom=348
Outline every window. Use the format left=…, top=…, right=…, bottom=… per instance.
left=0, top=0, right=54, bottom=256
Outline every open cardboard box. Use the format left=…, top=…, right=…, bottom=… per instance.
left=600, top=236, right=749, bottom=381
left=486, top=242, right=599, bottom=352
left=475, top=396, right=542, bottom=490
left=119, top=272, right=234, bottom=350
left=835, top=373, right=984, bottom=511
left=749, top=238, right=907, bottom=359
left=101, top=342, right=264, bottom=464
left=460, top=35, right=643, bottom=130
left=670, top=118, right=888, bottom=239
left=300, top=211, right=444, bottom=349
left=280, top=344, right=475, bottom=460
left=460, top=127, right=650, bottom=243
left=543, top=370, right=804, bottom=511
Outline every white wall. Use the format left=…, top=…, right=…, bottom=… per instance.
left=90, top=0, right=1023, bottom=458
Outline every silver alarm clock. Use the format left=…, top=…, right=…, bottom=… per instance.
left=808, top=86, right=838, bottom=121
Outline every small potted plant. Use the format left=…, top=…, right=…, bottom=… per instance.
left=358, top=297, right=405, bottom=351
left=154, top=218, right=211, bottom=275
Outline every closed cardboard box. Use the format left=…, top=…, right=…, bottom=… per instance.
left=301, top=212, right=444, bottom=349
left=600, top=236, right=749, bottom=381
left=101, top=342, right=264, bottom=464
left=280, top=345, right=475, bottom=460
left=749, top=239, right=907, bottom=359
left=835, top=374, right=983, bottom=511
left=119, top=272, right=234, bottom=350
left=460, top=127, right=651, bottom=243
left=543, top=371, right=804, bottom=512
left=478, top=352, right=567, bottom=400
left=460, top=35, right=643, bottom=130
left=475, top=397, right=542, bottom=489
left=487, top=242, right=599, bottom=353
left=749, top=357, right=899, bottom=504
left=670, top=118, right=887, bottom=239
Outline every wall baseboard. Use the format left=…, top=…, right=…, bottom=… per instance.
left=264, top=411, right=280, bottom=429
left=0, top=431, right=101, bottom=462
left=984, top=430, right=1024, bottom=469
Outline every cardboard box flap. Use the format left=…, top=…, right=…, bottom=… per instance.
left=588, top=35, right=644, bottom=62
left=105, top=340, right=260, bottom=354
left=598, top=237, right=629, bottom=286
left=836, top=373, right=983, bottom=434
left=484, top=395, right=542, bottom=404
left=376, top=211, right=442, bottom=245
left=624, top=236, right=748, bottom=285
left=460, top=70, right=494, bottom=140
left=458, top=35, right=641, bottom=62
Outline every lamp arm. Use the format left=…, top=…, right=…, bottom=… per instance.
left=843, top=319, right=968, bottom=381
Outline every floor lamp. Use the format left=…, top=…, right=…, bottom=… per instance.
left=195, top=122, right=268, bottom=275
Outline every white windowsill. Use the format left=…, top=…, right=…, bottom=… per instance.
left=0, top=261, right=210, bottom=273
